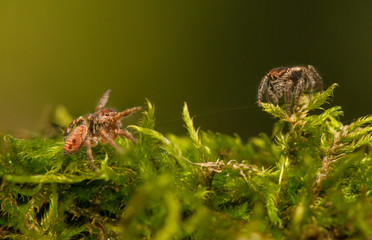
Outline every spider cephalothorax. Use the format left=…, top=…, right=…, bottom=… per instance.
left=63, top=89, right=142, bottom=173
left=257, top=65, right=323, bottom=113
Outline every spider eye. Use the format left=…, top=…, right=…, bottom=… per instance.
left=106, top=113, right=110, bottom=116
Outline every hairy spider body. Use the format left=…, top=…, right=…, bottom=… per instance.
left=257, top=65, right=323, bottom=113
left=63, top=89, right=142, bottom=173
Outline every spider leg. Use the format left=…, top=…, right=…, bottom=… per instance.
left=113, top=106, right=142, bottom=121
left=85, top=140, right=99, bottom=175
left=293, top=78, right=306, bottom=109
left=100, top=129, right=124, bottom=154
left=307, top=65, right=323, bottom=93
left=257, top=76, right=270, bottom=106
left=64, top=116, right=85, bottom=138
left=267, top=88, right=279, bottom=105
left=265, top=91, right=270, bottom=103
left=117, top=129, right=137, bottom=144
left=303, top=67, right=315, bottom=99
left=284, top=80, right=294, bottom=114
left=96, top=89, right=112, bottom=111
left=307, top=75, right=315, bottom=100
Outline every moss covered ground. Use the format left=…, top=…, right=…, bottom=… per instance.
left=1, top=84, right=372, bottom=239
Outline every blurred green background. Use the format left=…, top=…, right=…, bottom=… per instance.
left=0, top=1, right=371, bottom=139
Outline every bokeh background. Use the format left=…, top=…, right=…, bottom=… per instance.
left=1, top=1, right=371, bottom=139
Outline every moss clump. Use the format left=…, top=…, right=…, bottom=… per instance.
left=1, top=85, right=372, bottom=239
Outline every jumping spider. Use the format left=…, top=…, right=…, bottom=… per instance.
left=257, top=65, right=323, bottom=113
left=63, top=89, right=142, bottom=173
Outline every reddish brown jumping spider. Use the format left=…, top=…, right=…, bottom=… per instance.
left=257, top=65, right=323, bottom=114
left=63, top=89, right=142, bottom=173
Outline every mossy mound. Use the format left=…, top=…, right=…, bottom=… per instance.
left=1, top=85, right=372, bottom=239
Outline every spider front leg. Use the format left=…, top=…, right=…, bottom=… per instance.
left=64, top=116, right=85, bottom=138
left=284, top=80, right=294, bottom=114
left=85, top=140, right=99, bottom=175
left=267, top=88, right=279, bottom=105
left=307, top=65, right=323, bottom=92
left=307, top=79, right=315, bottom=100
left=99, top=129, right=124, bottom=154
left=307, top=70, right=322, bottom=100
left=96, top=89, right=112, bottom=111
left=257, top=76, right=270, bottom=106
left=114, top=106, right=143, bottom=121
left=293, top=78, right=306, bottom=109
left=117, top=129, right=137, bottom=144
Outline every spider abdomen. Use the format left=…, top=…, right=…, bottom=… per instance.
left=63, top=125, right=88, bottom=155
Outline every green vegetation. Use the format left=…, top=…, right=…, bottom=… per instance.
left=1, top=84, right=372, bottom=239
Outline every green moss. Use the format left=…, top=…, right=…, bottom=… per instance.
left=1, top=84, right=372, bottom=239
